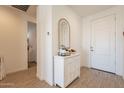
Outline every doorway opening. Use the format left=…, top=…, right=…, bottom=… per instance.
left=27, top=22, right=37, bottom=69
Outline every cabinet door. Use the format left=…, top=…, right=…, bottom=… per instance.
left=64, top=59, right=72, bottom=86
left=54, top=59, right=64, bottom=86
left=71, top=56, right=80, bottom=79
left=64, top=55, right=80, bottom=87
left=71, top=61, right=76, bottom=80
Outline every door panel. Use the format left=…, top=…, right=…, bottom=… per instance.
left=91, top=15, right=116, bottom=73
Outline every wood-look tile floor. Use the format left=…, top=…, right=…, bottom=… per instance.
left=0, top=66, right=124, bottom=88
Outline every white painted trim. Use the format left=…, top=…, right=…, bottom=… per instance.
left=45, top=79, right=53, bottom=86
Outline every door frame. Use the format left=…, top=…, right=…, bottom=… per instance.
left=89, top=14, right=116, bottom=73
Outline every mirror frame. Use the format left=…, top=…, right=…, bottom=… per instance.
left=58, top=18, right=70, bottom=49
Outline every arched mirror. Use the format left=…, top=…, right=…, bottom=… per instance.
left=58, top=18, right=70, bottom=49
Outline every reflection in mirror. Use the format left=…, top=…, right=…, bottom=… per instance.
left=58, top=18, right=70, bottom=49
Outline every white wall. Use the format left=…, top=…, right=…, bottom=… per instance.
left=0, top=6, right=36, bottom=74
left=37, top=5, right=53, bottom=85
left=28, top=22, right=37, bottom=62
left=82, top=6, right=124, bottom=76
left=52, top=6, right=82, bottom=66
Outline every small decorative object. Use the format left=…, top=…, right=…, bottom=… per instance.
left=68, top=48, right=76, bottom=54
left=70, top=49, right=76, bottom=52
left=58, top=45, right=71, bottom=56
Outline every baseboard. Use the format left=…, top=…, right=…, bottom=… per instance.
left=36, top=72, right=53, bottom=86
left=81, top=65, right=90, bottom=68
left=6, top=66, right=28, bottom=75
left=45, top=79, right=53, bottom=86
left=36, top=73, right=44, bottom=81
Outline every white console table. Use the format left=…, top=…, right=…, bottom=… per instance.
left=54, top=53, right=80, bottom=88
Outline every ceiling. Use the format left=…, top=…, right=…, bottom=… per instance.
left=12, top=5, right=30, bottom=12
left=11, top=5, right=36, bottom=18
left=69, top=5, right=115, bottom=17
left=11, top=5, right=115, bottom=18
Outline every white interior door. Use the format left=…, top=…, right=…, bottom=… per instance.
left=91, top=15, right=116, bottom=73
